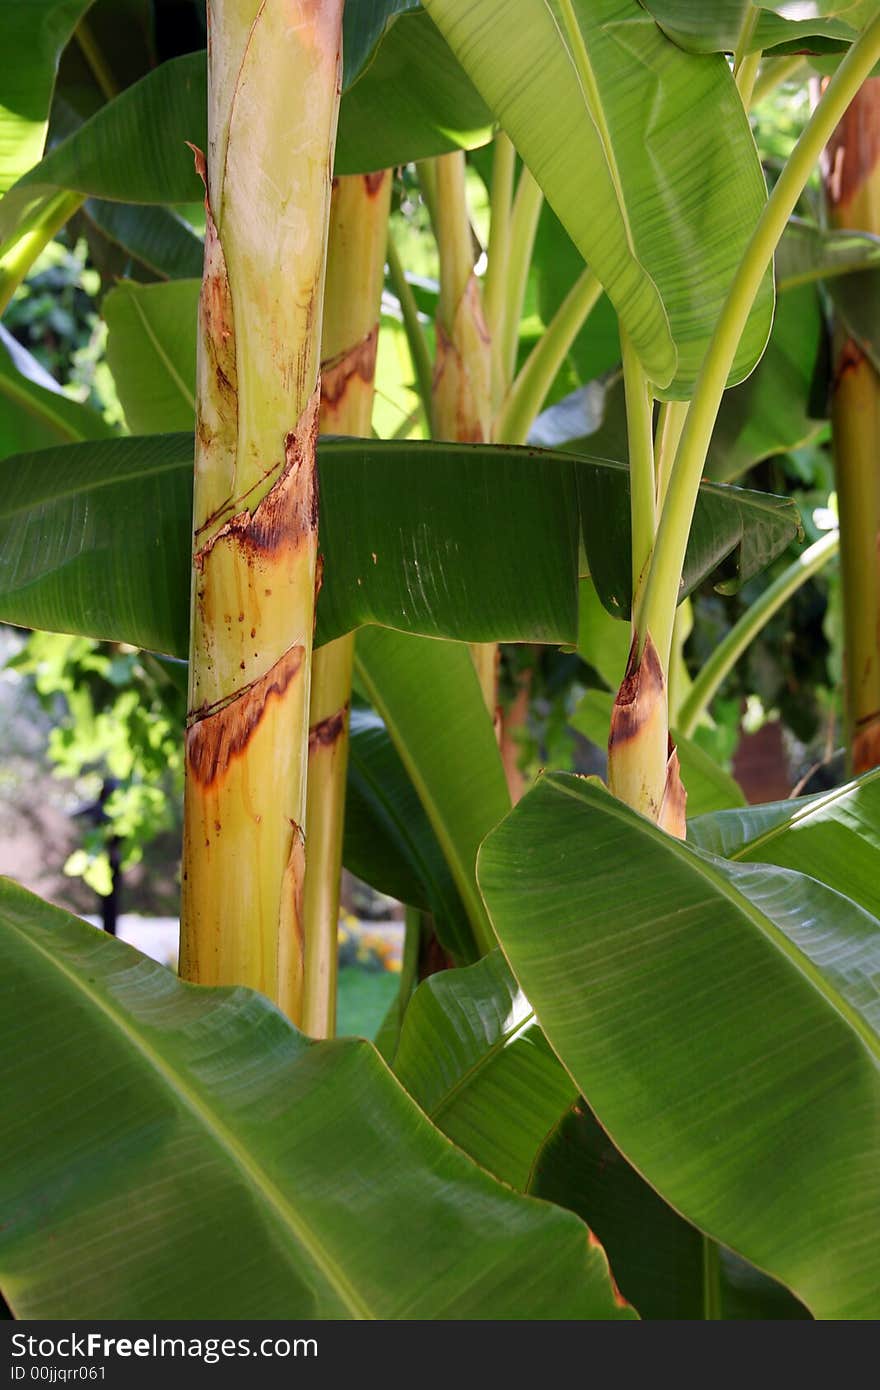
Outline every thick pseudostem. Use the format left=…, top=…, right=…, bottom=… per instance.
left=825, top=79, right=880, bottom=775
left=303, top=169, right=392, bottom=1039
left=608, top=634, right=687, bottom=836
left=179, top=1, right=343, bottom=1020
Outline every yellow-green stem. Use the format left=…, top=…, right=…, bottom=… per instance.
left=75, top=16, right=120, bottom=101
left=484, top=133, right=517, bottom=410
left=179, top=0, right=344, bottom=1021
left=654, top=399, right=689, bottom=513
left=825, top=78, right=880, bottom=772
left=496, top=267, right=601, bottom=445
left=386, top=232, right=433, bottom=422
left=752, top=56, right=809, bottom=108
left=303, top=170, right=392, bottom=1038
left=639, top=14, right=880, bottom=681
left=500, top=165, right=543, bottom=388
left=0, top=190, right=83, bottom=316
left=621, top=325, right=656, bottom=624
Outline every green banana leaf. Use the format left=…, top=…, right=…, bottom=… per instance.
left=0, top=325, right=113, bottom=454
left=640, top=1, right=867, bottom=55
left=104, top=280, right=198, bottom=433
left=423, top=0, right=773, bottom=396
left=570, top=687, right=746, bottom=816
left=530, top=1102, right=810, bottom=1319
left=355, top=628, right=509, bottom=956
left=83, top=199, right=204, bottom=280
left=688, top=766, right=880, bottom=918
left=0, top=431, right=801, bottom=656
left=0, top=0, right=94, bottom=194
left=478, top=773, right=880, bottom=1319
left=394, top=951, right=576, bottom=1189
left=0, top=28, right=491, bottom=255
left=344, top=706, right=474, bottom=963
left=0, top=877, right=633, bottom=1319
left=343, top=0, right=418, bottom=86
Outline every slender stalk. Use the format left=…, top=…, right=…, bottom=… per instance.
left=702, top=1237, right=723, bottom=1320
left=0, top=190, right=83, bottom=315
left=428, top=151, right=495, bottom=709
left=75, top=16, right=120, bottom=101
left=621, top=326, right=656, bottom=623
left=639, top=15, right=880, bottom=680
left=653, top=399, right=689, bottom=512
left=179, top=0, right=344, bottom=1021
left=496, top=267, right=601, bottom=445
left=677, top=531, right=840, bottom=739
left=732, top=4, right=760, bottom=84
left=735, top=49, right=762, bottom=109
left=302, top=171, right=392, bottom=1039
left=386, top=232, right=433, bottom=421
left=500, top=166, right=543, bottom=387
left=483, top=133, right=517, bottom=410
left=752, top=56, right=809, bottom=108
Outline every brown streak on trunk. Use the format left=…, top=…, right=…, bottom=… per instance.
left=194, top=388, right=320, bottom=569
left=609, top=634, right=663, bottom=751
left=658, top=742, right=687, bottom=840
left=854, top=712, right=880, bottom=776
left=363, top=170, right=389, bottom=198
left=308, top=703, right=349, bottom=751
left=320, top=324, right=379, bottom=408
left=187, top=643, right=305, bottom=787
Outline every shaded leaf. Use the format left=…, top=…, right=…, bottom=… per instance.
left=479, top=773, right=880, bottom=1319
left=0, top=877, right=632, bottom=1319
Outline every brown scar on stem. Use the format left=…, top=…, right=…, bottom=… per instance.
left=853, top=712, right=880, bottom=777
left=278, top=816, right=306, bottom=1024
left=193, top=389, right=320, bottom=569
left=363, top=170, right=389, bottom=198
left=608, top=633, right=664, bottom=751
left=308, top=704, right=349, bottom=752
left=320, top=324, right=379, bottom=408
left=186, top=643, right=305, bottom=787
left=832, top=338, right=868, bottom=394
left=658, top=740, right=687, bottom=840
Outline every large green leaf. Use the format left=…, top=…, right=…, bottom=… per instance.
left=0, top=432, right=801, bottom=655
left=344, top=706, right=474, bottom=963
left=530, top=1102, right=810, bottom=1319
left=0, top=877, right=633, bottom=1319
left=0, top=27, right=491, bottom=253
left=641, top=2, right=867, bottom=55
left=478, top=774, right=880, bottom=1319
left=342, top=0, right=418, bottom=86
left=0, top=325, right=113, bottom=453
left=104, top=279, right=197, bottom=433
left=423, top=0, right=773, bottom=396
left=394, top=951, right=576, bottom=1188
left=0, top=1, right=94, bottom=194
left=570, top=688, right=746, bottom=816
left=688, top=766, right=880, bottom=918
left=355, top=628, right=509, bottom=955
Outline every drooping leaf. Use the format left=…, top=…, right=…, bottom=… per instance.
left=0, top=433, right=801, bottom=655
left=478, top=773, right=880, bottom=1319
left=423, top=0, right=774, bottom=396
left=394, top=951, right=576, bottom=1189
left=0, top=877, right=633, bottom=1319
left=0, top=324, right=113, bottom=455
left=688, top=766, right=880, bottom=918
left=530, top=1101, right=810, bottom=1319
left=104, top=279, right=198, bottom=433
left=570, top=688, right=746, bottom=816
left=0, top=0, right=94, bottom=194
left=640, top=1, right=865, bottom=54
left=355, top=627, right=509, bottom=956
left=344, top=706, right=474, bottom=963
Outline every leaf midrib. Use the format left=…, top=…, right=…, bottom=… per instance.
left=123, top=289, right=197, bottom=416
left=728, top=766, right=880, bottom=862
left=545, top=775, right=880, bottom=1065
left=4, top=909, right=374, bottom=1319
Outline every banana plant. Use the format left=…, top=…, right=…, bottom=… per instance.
left=2, top=0, right=880, bottom=1324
